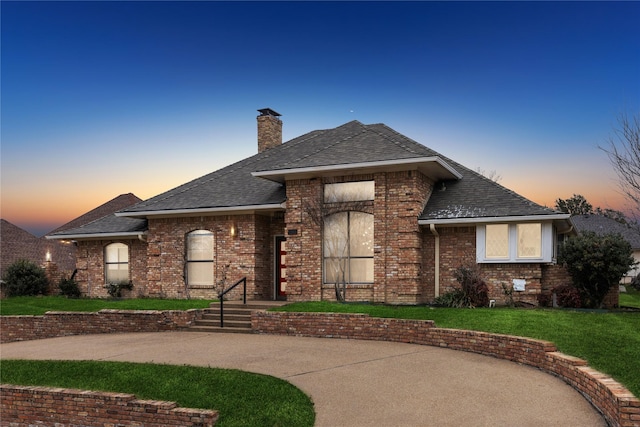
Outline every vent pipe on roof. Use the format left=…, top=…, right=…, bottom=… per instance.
left=257, top=108, right=282, bottom=153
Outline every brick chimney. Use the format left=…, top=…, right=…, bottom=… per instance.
left=257, top=108, right=282, bottom=152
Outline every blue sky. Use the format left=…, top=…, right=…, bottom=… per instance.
left=2, top=1, right=639, bottom=236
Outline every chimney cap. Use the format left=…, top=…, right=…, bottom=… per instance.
left=258, top=108, right=281, bottom=117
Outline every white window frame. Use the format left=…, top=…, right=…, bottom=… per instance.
left=186, top=229, right=214, bottom=287
left=476, top=222, right=553, bottom=263
left=104, top=243, right=129, bottom=284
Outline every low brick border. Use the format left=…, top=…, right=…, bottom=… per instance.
left=0, top=309, right=204, bottom=343
left=252, top=311, right=640, bottom=427
left=1, top=384, right=218, bottom=426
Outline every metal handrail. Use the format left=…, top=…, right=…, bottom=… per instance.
left=217, top=277, right=247, bottom=327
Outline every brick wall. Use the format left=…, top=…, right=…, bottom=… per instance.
left=253, top=311, right=640, bottom=427
left=76, top=238, right=147, bottom=298
left=284, top=172, right=434, bottom=304
left=0, top=310, right=203, bottom=343
left=1, top=384, right=218, bottom=427
left=75, top=214, right=284, bottom=300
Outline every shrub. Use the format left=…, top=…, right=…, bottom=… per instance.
left=559, top=231, right=634, bottom=308
left=552, top=284, right=582, bottom=308
left=433, top=288, right=468, bottom=308
left=105, top=281, right=133, bottom=298
left=453, top=265, right=489, bottom=307
left=59, top=275, right=81, bottom=298
left=1, top=259, right=49, bottom=297
left=434, top=265, right=489, bottom=308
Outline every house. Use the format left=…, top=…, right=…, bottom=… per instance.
left=1, top=194, right=143, bottom=296
left=571, top=214, right=640, bottom=283
left=48, top=109, right=573, bottom=305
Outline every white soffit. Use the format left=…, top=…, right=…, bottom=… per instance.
left=251, top=157, right=462, bottom=183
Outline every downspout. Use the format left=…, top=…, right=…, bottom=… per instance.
left=429, top=224, right=440, bottom=298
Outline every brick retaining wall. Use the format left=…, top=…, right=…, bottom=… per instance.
left=0, top=384, right=218, bottom=427
left=0, top=309, right=203, bottom=343
left=253, top=311, right=640, bottom=427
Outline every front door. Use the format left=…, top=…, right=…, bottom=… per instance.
left=275, top=236, right=287, bottom=300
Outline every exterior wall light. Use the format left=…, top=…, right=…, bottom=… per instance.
left=45, top=251, right=52, bottom=262
left=230, top=223, right=237, bottom=238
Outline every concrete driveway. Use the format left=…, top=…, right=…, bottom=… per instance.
left=1, top=332, right=605, bottom=426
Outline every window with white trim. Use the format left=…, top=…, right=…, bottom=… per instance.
left=105, top=243, right=129, bottom=283
left=477, top=223, right=552, bottom=263
left=186, top=230, right=214, bottom=286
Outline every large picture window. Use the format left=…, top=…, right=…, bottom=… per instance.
left=186, top=230, right=214, bottom=286
left=324, top=211, right=374, bottom=284
left=105, top=243, right=129, bottom=283
left=477, top=223, right=551, bottom=263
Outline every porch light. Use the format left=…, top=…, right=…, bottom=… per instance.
left=230, top=223, right=237, bottom=238
left=45, top=251, right=52, bottom=262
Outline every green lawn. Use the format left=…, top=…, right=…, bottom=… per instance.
left=0, top=360, right=315, bottom=427
left=0, top=296, right=215, bottom=315
left=274, top=301, right=640, bottom=398
left=2, top=296, right=638, bottom=407
left=620, top=286, right=640, bottom=308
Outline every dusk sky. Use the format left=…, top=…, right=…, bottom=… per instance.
left=2, top=1, right=639, bottom=237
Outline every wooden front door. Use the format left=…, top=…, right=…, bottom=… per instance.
left=275, top=236, right=287, bottom=300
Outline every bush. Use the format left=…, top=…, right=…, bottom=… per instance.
left=454, top=265, right=489, bottom=307
left=1, top=259, right=49, bottom=297
left=434, top=265, right=489, bottom=308
left=559, top=231, right=634, bottom=308
left=59, top=275, right=81, bottom=298
left=433, top=288, right=468, bottom=308
left=105, top=281, right=133, bottom=298
left=552, top=284, right=582, bottom=308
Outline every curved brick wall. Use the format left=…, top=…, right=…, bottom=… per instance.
left=252, top=311, right=640, bottom=427
left=0, top=309, right=203, bottom=343
left=1, top=384, right=218, bottom=426
left=1, top=310, right=637, bottom=426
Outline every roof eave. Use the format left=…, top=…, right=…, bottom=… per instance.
left=419, top=213, right=571, bottom=226
left=46, top=231, right=147, bottom=241
left=251, top=157, right=462, bottom=183
left=117, top=203, right=286, bottom=218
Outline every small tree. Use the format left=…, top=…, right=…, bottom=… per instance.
left=2, top=259, right=49, bottom=297
left=555, top=194, right=593, bottom=216
left=559, top=231, right=634, bottom=308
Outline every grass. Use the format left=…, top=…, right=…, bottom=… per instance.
left=274, top=301, right=640, bottom=398
left=620, top=286, right=640, bottom=308
left=0, top=360, right=315, bottom=427
left=0, top=296, right=215, bottom=315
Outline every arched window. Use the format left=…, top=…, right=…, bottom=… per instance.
left=323, top=211, right=374, bottom=284
left=186, top=230, right=214, bottom=286
left=104, top=243, right=129, bottom=283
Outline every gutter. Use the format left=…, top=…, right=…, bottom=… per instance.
left=419, top=213, right=571, bottom=226
left=116, top=203, right=286, bottom=218
left=46, top=231, right=147, bottom=240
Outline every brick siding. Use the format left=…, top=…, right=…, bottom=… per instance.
left=253, top=311, right=640, bottom=427
left=0, top=310, right=202, bottom=344
left=1, top=384, right=218, bottom=427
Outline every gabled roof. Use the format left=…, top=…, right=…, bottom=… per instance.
left=48, top=193, right=142, bottom=235
left=571, top=214, right=640, bottom=249
left=110, top=119, right=563, bottom=226
left=418, top=158, right=567, bottom=224
left=119, top=121, right=461, bottom=217
left=47, top=193, right=145, bottom=240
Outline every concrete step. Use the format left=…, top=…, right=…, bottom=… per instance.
left=193, top=319, right=251, bottom=329
left=185, top=326, right=254, bottom=334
